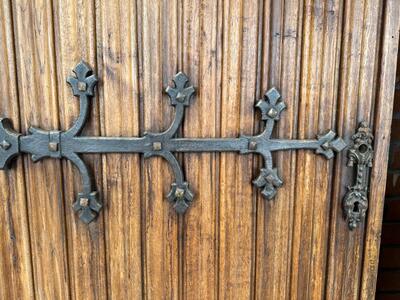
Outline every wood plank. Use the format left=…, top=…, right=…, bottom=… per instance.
left=11, top=0, right=71, bottom=298
left=53, top=0, right=107, bottom=299
left=0, top=0, right=390, bottom=298
left=325, top=1, right=365, bottom=298
left=308, top=0, right=343, bottom=298
left=255, top=0, right=301, bottom=298
left=218, top=1, right=256, bottom=298
left=96, top=0, right=143, bottom=298
left=288, top=1, right=343, bottom=298
left=361, top=1, right=400, bottom=297
left=137, top=0, right=180, bottom=298
left=326, top=0, right=384, bottom=298
left=181, top=0, right=221, bottom=299
left=0, top=1, right=34, bottom=299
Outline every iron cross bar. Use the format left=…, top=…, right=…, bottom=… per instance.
left=0, top=61, right=347, bottom=223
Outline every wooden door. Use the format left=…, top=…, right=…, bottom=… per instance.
left=0, top=1, right=399, bottom=299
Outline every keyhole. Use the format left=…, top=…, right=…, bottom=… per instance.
left=358, top=143, right=368, bottom=153
left=353, top=202, right=360, bottom=213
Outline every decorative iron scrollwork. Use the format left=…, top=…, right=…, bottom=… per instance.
left=343, top=122, right=374, bottom=230
left=0, top=61, right=347, bottom=223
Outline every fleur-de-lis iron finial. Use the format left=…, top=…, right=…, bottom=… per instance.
left=67, top=60, right=98, bottom=97
left=0, top=61, right=347, bottom=223
left=256, top=87, right=286, bottom=121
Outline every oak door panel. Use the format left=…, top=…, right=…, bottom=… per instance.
left=0, top=1, right=399, bottom=299
left=0, top=1, right=34, bottom=299
left=53, top=1, right=107, bottom=299
left=12, top=0, right=70, bottom=298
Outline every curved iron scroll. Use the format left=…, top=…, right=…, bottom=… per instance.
left=0, top=61, right=347, bottom=223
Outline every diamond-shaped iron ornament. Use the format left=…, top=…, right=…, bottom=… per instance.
left=0, top=61, right=347, bottom=223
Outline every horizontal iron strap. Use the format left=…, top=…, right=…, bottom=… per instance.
left=61, top=137, right=322, bottom=154
left=0, top=62, right=348, bottom=224
left=66, top=137, right=248, bottom=153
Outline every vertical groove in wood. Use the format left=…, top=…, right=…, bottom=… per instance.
left=361, top=0, right=400, bottom=297
left=96, top=0, right=143, bottom=298
left=239, top=2, right=261, bottom=297
left=309, top=1, right=343, bottom=298
left=177, top=2, right=184, bottom=296
left=218, top=1, right=258, bottom=298
left=137, top=0, right=180, bottom=298
left=0, top=1, right=395, bottom=298
left=255, top=0, right=304, bottom=298
left=136, top=1, right=146, bottom=298
left=0, top=1, right=34, bottom=299
left=287, top=1, right=342, bottom=298
left=11, top=0, right=71, bottom=298
left=52, top=0, right=107, bottom=299
left=181, top=0, right=221, bottom=299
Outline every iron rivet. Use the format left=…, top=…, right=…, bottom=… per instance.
left=0, top=140, right=10, bottom=150
left=48, top=142, right=59, bottom=152
left=266, top=174, right=275, bottom=182
left=80, top=197, right=89, bottom=207
left=267, top=108, right=278, bottom=118
left=175, top=188, right=185, bottom=198
left=153, top=142, right=162, bottom=151
left=78, top=81, right=87, bottom=92
left=176, top=92, right=185, bottom=102
left=322, top=142, right=330, bottom=149
left=249, top=141, right=257, bottom=150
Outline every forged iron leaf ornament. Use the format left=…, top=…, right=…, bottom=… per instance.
left=253, top=168, right=283, bottom=200
left=255, top=87, right=286, bottom=121
left=167, top=182, right=195, bottom=214
left=67, top=61, right=98, bottom=97
left=0, top=61, right=347, bottom=223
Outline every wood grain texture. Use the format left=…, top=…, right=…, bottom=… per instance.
left=53, top=0, right=107, bottom=299
left=0, top=1, right=34, bottom=299
left=218, top=1, right=257, bottom=298
left=0, top=0, right=397, bottom=299
left=289, top=1, right=346, bottom=299
left=12, top=0, right=70, bottom=298
left=255, top=0, right=301, bottom=298
left=138, top=0, right=180, bottom=298
left=181, top=0, right=221, bottom=299
left=326, top=1, right=384, bottom=299
left=361, top=0, right=400, bottom=298
left=97, top=0, right=143, bottom=298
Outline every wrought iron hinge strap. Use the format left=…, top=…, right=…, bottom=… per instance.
left=0, top=61, right=347, bottom=224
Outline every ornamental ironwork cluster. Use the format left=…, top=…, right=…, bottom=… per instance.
left=0, top=61, right=347, bottom=223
